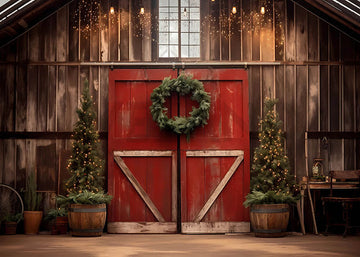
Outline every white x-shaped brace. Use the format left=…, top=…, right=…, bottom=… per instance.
left=114, top=150, right=244, bottom=223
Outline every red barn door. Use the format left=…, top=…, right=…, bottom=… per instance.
left=179, top=69, right=250, bottom=233
left=108, top=68, right=250, bottom=234
left=108, top=69, right=178, bottom=233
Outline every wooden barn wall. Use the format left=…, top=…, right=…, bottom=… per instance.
left=0, top=0, right=359, bottom=207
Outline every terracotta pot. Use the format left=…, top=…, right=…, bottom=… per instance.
left=24, top=211, right=43, bottom=235
left=4, top=221, right=17, bottom=235
left=250, top=204, right=289, bottom=238
left=68, top=204, right=106, bottom=237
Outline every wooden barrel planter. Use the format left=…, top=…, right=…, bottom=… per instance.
left=68, top=204, right=106, bottom=237
left=250, top=204, right=289, bottom=238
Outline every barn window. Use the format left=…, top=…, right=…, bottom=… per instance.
left=158, top=0, right=200, bottom=59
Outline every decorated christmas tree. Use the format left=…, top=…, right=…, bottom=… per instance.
left=244, top=97, right=298, bottom=207
left=65, top=80, right=104, bottom=195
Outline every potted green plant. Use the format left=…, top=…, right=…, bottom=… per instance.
left=58, top=80, right=112, bottom=237
left=3, top=213, right=23, bottom=235
left=244, top=97, right=298, bottom=237
left=45, top=207, right=68, bottom=234
left=23, top=171, right=43, bottom=235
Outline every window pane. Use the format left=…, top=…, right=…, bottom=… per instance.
left=190, top=10, right=200, bottom=20
left=190, top=21, right=200, bottom=32
left=159, top=33, right=169, bottom=44
left=181, top=33, right=188, bottom=45
left=170, top=0, right=178, bottom=6
left=189, top=46, right=200, bottom=57
left=170, top=45, right=178, bottom=57
left=159, top=45, right=169, bottom=57
left=159, top=21, right=168, bottom=32
left=169, top=11, right=178, bottom=19
left=159, top=0, right=168, bottom=6
left=190, top=0, right=200, bottom=6
left=169, top=32, right=178, bottom=44
left=189, top=33, right=199, bottom=45
left=170, top=21, right=178, bottom=32
left=181, top=21, right=189, bottom=32
left=181, top=46, right=189, bottom=58
left=181, top=0, right=189, bottom=7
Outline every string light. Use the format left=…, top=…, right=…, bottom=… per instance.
left=110, top=6, right=115, bottom=15
left=260, top=6, right=265, bottom=15
left=232, top=6, right=237, bottom=14
left=140, top=7, right=145, bottom=15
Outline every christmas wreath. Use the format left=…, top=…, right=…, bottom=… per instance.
left=150, top=75, right=211, bottom=139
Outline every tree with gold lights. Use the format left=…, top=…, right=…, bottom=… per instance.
left=65, top=80, right=104, bottom=195
left=244, top=97, right=298, bottom=207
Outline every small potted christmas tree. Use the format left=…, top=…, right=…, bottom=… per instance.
left=57, top=80, right=112, bottom=237
left=244, top=97, right=298, bottom=237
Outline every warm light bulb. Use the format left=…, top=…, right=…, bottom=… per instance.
left=140, top=7, right=145, bottom=14
left=232, top=6, right=237, bottom=14
left=260, top=6, right=265, bottom=14
left=110, top=6, right=115, bottom=14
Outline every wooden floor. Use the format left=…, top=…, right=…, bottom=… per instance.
left=1, top=233, right=360, bottom=257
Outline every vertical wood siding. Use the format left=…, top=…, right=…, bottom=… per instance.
left=0, top=0, right=359, bottom=196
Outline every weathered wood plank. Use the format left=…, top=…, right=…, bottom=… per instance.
left=99, top=66, right=108, bottom=131
left=308, top=66, right=320, bottom=174
left=181, top=222, right=250, bottom=234
left=343, top=65, right=355, bottom=169
left=275, top=0, right=285, bottom=61
left=114, top=151, right=173, bottom=157
left=296, top=65, right=307, bottom=178
left=319, top=19, right=328, bottom=61
left=251, top=0, right=260, bottom=61
left=220, top=0, right=229, bottom=60
left=129, top=0, right=142, bottom=61
left=275, top=65, right=284, bottom=124
left=56, top=66, right=66, bottom=131
left=5, top=65, right=15, bottom=131
left=28, top=23, right=40, bottom=61
left=36, top=142, right=56, bottom=191
left=119, top=0, right=129, bottom=61
left=329, top=26, right=339, bottom=62
left=16, top=65, right=27, bottom=131
left=262, top=66, right=274, bottom=102
left=114, top=156, right=166, bottom=222
left=16, top=140, right=26, bottom=191
left=65, top=66, right=78, bottom=131
left=320, top=65, right=329, bottom=131
left=142, top=0, right=151, bottom=62
left=260, top=0, right=274, bottom=61
left=4, top=140, right=15, bottom=186
left=68, top=1, right=79, bottom=61
left=90, top=66, right=99, bottom=129
left=107, top=222, right=177, bottom=233
left=230, top=0, right=241, bottom=61
left=330, top=66, right=340, bottom=131
left=194, top=155, right=243, bottom=222
left=241, top=0, right=252, bottom=61
left=210, top=0, right=220, bottom=60
left=285, top=0, right=295, bottom=61
left=109, top=0, right=118, bottom=61
left=48, top=66, right=56, bottom=132
left=285, top=65, right=295, bottom=174
left=100, top=0, right=109, bottom=62
left=80, top=0, right=90, bottom=62
left=56, top=6, right=68, bottom=62
left=249, top=66, right=261, bottom=132
left=295, top=5, right=307, bottom=62
left=38, top=66, right=48, bottom=131
left=200, top=0, right=210, bottom=60
left=308, top=13, right=318, bottom=61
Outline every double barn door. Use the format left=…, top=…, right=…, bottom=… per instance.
left=108, top=68, right=250, bottom=233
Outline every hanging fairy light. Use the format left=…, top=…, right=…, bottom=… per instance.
left=232, top=6, right=237, bottom=14
left=260, top=6, right=265, bottom=15
left=140, top=7, right=145, bottom=15
left=72, top=0, right=101, bottom=39
left=110, top=6, right=115, bottom=15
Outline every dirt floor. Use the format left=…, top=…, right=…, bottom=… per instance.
left=1, top=233, right=360, bottom=257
